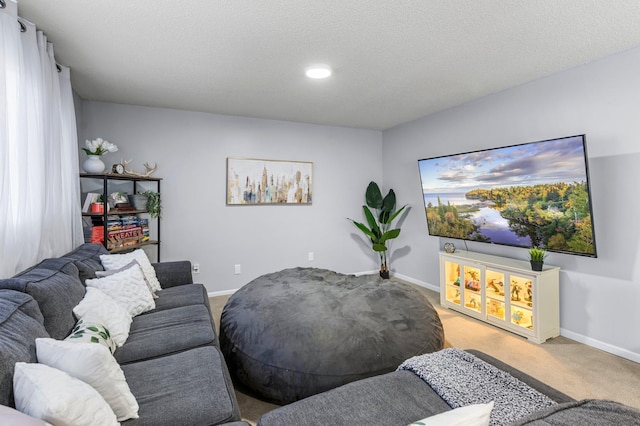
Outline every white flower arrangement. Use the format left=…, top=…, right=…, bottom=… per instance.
left=82, top=138, right=118, bottom=156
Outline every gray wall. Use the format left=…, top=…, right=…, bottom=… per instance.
left=79, top=45, right=640, bottom=363
left=80, top=102, right=383, bottom=293
left=382, top=46, right=640, bottom=362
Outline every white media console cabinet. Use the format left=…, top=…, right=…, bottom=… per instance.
left=439, top=250, right=560, bottom=343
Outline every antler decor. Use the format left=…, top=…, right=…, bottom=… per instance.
left=120, top=159, right=157, bottom=177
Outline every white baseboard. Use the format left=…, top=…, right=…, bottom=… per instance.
left=560, top=328, right=640, bottom=364
left=207, top=289, right=238, bottom=298
left=352, top=269, right=379, bottom=276
left=391, top=272, right=440, bottom=292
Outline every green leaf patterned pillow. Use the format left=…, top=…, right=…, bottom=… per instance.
left=65, top=318, right=116, bottom=354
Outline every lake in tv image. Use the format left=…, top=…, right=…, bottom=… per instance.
left=418, top=135, right=596, bottom=256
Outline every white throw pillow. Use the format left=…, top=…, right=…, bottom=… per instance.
left=65, top=317, right=117, bottom=354
left=86, top=262, right=156, bottom=316
left=73, top=287, right=133, bottom=346
left=13, top=362, right=119, bottom=426
left=97, top=259, right=159, bottom=299
left=0, top=405, right=53, bottom=426
left=100, top=249, right=162, bottom=292
left=36, top=338, right=139, bottom=421
left=408, top=402, right=494, bottom=426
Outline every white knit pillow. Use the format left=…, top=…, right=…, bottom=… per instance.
left=100, top=249, right=162, bottom=292
left=96, top=259, right=158, bottom=299
left=36, top=338, right=139, bottom=422
left=85, top=262, right=155, bottom=316
left=13, top=362, right=118, bottom=426
left=73, top=287, right=132, bottom=346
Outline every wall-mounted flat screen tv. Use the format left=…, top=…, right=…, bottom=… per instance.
left=418, top=135, right=597, bottom=257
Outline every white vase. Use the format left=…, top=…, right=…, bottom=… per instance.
left=83, top=155, right=105, bottom=173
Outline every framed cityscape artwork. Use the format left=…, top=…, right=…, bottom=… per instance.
left=226, top=157, right=313, bottom=205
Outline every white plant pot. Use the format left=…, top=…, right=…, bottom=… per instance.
left=83, top=155, right=105, bottom=173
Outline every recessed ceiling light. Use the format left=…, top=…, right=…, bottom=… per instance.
left=305, top=64, right=332, bottom=79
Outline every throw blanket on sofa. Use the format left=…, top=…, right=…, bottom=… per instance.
left=397, top=348, right=556, bottom=426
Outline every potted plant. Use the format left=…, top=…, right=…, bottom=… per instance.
left=90, top=194, right=105, bottom=214
left=142, top=190, right=162, bottom=219
left=349, top=181, right=407, bottom=279
left=529, top=247, right=547, bottom=271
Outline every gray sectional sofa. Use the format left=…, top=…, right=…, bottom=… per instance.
left=257, top=349, right=640, bottom=425
left=0, top=243, right=248, bottom=426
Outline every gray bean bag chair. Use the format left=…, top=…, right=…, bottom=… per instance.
left=220, top=267, right=445, bottom=404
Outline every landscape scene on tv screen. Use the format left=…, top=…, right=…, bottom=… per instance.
left=418, top=135, right=597, bottom=257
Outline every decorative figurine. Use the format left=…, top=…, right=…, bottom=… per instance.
left=511, top=281, right=521, bottom=301
left=487, top=279, right=504, bottom=295
left=512, top=309, right=524, bottom=324
left=465, top=270, right=481, bottom=291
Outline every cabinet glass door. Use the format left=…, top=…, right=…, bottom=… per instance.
left=443, top=261, right=461, bottom=305
left=485, top=269, right=505, bottom=320
left=463, top=265, right=481, bottom=313
left=509, top=275, right=534, bottom=331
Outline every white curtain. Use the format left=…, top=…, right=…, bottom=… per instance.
left=0, top=0, right=83, bottom=278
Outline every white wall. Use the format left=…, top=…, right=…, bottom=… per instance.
left=80, top=102, right=383, bottom=293
left=382, top=46, right=640, bottom=362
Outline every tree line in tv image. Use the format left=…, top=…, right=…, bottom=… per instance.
left=425, top=181, right=595, bottom=255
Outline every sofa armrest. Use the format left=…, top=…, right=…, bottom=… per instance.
left=466, top=350, right=575, bottom=404
left=152, top=261, right=193, bottom=288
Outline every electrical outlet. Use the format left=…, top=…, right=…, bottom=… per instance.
left=192, top=263, right=200, bottom=274
left=308, top=252, right=314, bottom=262
left=234, top=264, right=241, bottom=275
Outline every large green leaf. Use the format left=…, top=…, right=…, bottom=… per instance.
left=385, top=204, right=407, bottom=225
left=379, top=228, right=401, bottom=244
left=363, top=206, right=381, bottom=237
left=372, top=243, right=387, bottom=252
left=381, top=189, right=396, bottom=212
left=349, top=219, right=375, bottom=239
left=365, top=181, right=383, bottom=209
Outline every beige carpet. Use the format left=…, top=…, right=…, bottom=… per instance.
left=210, top=281, right=640, bottom=425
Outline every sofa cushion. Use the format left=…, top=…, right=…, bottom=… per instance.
left=0, top=258, right=85, bottom=340
left=511, top=399, right=640, bottom=425
left=61, top=243, right=108, bottom=283
left=114, top=304, right=216, bottom=364
left=121, top=346, right=241, bottom=426
left=257, top=370, right=452, bottom=426
left=0, top=290, right=49, bottom=407
left=146, top=283, right=209, bottom=312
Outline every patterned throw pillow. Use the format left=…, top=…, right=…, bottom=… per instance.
left=65, top=317, right=116, bottom=354
left=73, top=287, right=132, bottom=347
left=100, top=249, right=162, bottom=293
left=85, top=262, right=156, bottom=317
left=96, top=259, right=158, bottom=299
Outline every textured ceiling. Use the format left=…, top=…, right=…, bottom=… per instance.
left=16, top=1, right=640, bottom=130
